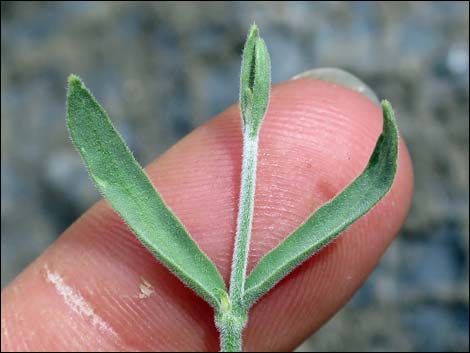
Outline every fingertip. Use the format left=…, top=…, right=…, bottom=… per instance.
left=2, top=76, right=414, bottom=352
left=143, top=77, right=415, bottom=351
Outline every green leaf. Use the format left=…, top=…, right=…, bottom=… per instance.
left=243, top=100, right=399, bottom=307
left=240, top=24, right=271, bottom=137
left=66, top=74, right=227, bottom=310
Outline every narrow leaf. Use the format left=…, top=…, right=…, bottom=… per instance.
left=240, top=24, right=271, bottom=137
left=243, top=101, right=399, bottom=307
left=66, top=75, right=227, bottom=309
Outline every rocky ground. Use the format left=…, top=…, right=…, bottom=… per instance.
left=1, top=2, right=468, bottom=351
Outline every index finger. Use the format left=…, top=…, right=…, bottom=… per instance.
left=1, top=78, right=413, bottom=352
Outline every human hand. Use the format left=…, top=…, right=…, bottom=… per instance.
left=1, top=75, right=413, bottom=351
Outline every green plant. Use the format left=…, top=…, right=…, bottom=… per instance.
left=66, top=24, right=398, bottom=352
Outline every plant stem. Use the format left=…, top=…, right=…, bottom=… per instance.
left=220, top=24, right=269, bottom=352
left=216, top=311, right=245, bottom=352
left=219, top=133, right=259, bottom=351
left=220, top=326, right=242, bottom=352
left=230, top=133, right=259, bottom=307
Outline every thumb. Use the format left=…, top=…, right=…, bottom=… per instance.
left=1, top=74, right=413, bottom=351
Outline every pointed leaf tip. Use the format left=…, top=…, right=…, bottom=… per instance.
left=68, top=74, right=82, bottom=88
left=240, top=25, right=271, bottom=137
left=248, top=23, right=259, bottom=38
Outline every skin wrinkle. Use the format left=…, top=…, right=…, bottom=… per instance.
left=102, top=289, right=156, bottom=350
left=8, top=297, right=27, bottom=351
left=1, top=318, right=9, bottom=352
left=129, top=304, right=175, bottom=349
left=1, top=79, right=413, bottom=352
left=99, top=237, right=212, bottom=350
left=56, top=316, right=89, bottom=350
left=43, top=266, right=118, bottom=338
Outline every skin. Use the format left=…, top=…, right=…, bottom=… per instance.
left=1, top=78, right=413, bottom=352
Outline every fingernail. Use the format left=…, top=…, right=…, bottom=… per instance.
left=291, top=67, right=380, bottom=106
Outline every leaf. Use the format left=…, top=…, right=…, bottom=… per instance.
left=239, top=24, right=271, bottom=137
left=66, top=75, right=227, bottom=310
left=243, top=101, right=399, bottom=307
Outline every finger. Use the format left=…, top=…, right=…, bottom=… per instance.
left=1, top=78, right=413, bottom=352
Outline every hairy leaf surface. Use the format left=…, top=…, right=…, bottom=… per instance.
left=67, top=75, right=227, bottom=309
left=244, top=101, right=399, bottom=307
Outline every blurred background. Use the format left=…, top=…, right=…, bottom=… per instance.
left=1, top=1, right=468, bottom=351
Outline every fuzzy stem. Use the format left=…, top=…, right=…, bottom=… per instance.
left=220, top=328, right=242, bottom=352
left=229, top=133, right=259, bottom=308
left=218, top=319, right=243, bottom=352
left=216, top=307, right=248, bottom=352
